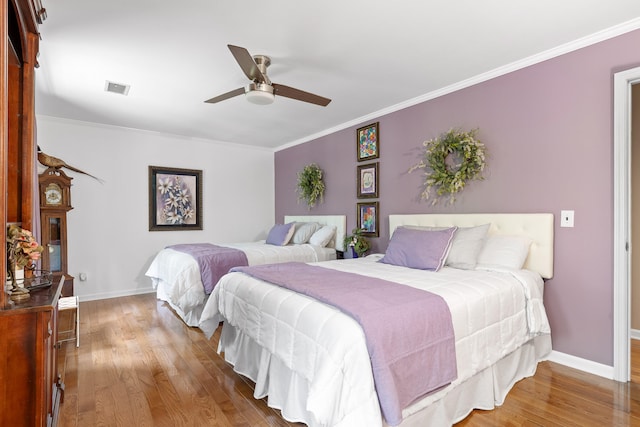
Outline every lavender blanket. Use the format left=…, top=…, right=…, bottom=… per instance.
left=231, top=262, right=457, bottom=426
left=169, top=243, right=248, bottom=294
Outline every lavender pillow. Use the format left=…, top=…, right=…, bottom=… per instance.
left=265, top=222, right=296, bottom=246
left=380, top=226, right=458, bottom=271
left=404, top=224, right=490, bottom=269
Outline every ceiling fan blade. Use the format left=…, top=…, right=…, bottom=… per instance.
left=204, top=87, right=245, bottom=104
left=228, top=44, right=266, bottom=83
left=272, top=83, right=331, bottom=107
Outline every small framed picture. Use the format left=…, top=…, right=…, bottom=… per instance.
left=149, top=166, right=203, bottom=231
left=356, top=122, right=379, bottom=162
left=357, top=201, right=379, bottom=237
left=357, top=162, right=378, bottom=198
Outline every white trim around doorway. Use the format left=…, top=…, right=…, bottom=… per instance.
left=612, top=66, right=640, bottom=382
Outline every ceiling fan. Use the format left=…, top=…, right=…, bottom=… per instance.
left=205, top=44, right=331, bottom=107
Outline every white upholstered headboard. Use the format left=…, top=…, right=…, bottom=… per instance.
left=388, top=213, right=554, bottom=279
left=284, top=215, right=347, bottom=252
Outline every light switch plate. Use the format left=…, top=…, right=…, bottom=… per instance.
left=560, top=210, right=574, bottom=228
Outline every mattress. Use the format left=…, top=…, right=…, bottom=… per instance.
left=199, top=255, right=551, bottom=426
left=146, top=241, right=336, bottom=326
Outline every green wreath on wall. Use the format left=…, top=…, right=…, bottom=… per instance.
left=409, top=128, right=486, bottom=204
left=296, top=163, right=325, bottom=209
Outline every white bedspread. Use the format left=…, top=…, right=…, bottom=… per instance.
left=145, top=242, right=336, bottom=326
left=199, top=256, right=550, bottom=427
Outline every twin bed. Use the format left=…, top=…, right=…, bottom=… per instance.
left=197, top=213, right=554, bottom=427
left=145, top=215, right=347, bottom=326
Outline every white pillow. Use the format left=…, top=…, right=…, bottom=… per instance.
left=291, top=222, right=320, bottom=244
left=309, top=225, right=336, bottom=247
left=476, top=235, right=532, bottom=270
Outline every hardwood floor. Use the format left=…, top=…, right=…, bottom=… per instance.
left=58, top=293, right=640, bottom=426
left=58, top=293, right=301, bottom=427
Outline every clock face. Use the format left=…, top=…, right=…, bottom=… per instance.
left=45, top=184, right=62, bottom=205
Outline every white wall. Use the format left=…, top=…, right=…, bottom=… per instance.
left=36, top=116, right=275, bottom=301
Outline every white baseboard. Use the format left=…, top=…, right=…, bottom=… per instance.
left=77, top=286, right=155, bottom=302
left=546, top=350, right=615, bottom=380
left=631, top=329, right=640, bottom=340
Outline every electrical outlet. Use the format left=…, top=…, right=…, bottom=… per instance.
left=560, top=210, right=574, bottom=228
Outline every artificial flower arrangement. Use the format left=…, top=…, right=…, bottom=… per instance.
left=297, top=163, right=325, bottom=209
left=409, top=128, right=486, bottom=205
left=6, top=224, right=43, bottom=283
left=343, top=228, right=371, bottom=258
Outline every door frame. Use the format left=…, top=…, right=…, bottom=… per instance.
left=613, top=66, right=640, bottom=382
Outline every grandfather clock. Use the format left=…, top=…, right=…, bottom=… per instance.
left=39, top=167, right=75, bottom=297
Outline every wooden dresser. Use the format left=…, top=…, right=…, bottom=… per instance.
left=0, top=277, right=64, bottom=426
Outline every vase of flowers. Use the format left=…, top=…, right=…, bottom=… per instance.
left=6, top=224, right=43, bottom=295
left=343, top=228, right=371, bottom=258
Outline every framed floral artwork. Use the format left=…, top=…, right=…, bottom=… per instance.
left=149, top=166, right=203, bottom=231
left=357, top=162, right=378, bottom=198
left=356, top=122, right=379, bottom=162
left=357, top=201, right=379, bottom=237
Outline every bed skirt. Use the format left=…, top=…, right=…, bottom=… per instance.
left=155, top=279, right=206, bottom=327
left=217, top=322, right=552, bottom=427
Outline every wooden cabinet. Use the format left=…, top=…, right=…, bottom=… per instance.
left=0, top=276, right=64, bottom=426
left=1, top=1, right=62, bottom=426
left=3, top=0, right=46, bottom=304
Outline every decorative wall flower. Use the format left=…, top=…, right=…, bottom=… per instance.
left=409, top=128, right=486, bottom=204
left=297, top=163, right=325, bottom=209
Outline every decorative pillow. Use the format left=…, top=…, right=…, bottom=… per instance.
left=309, top=225, right=336, bottom=247
left=265, top=222, right=296, bottom=246
left=379, top=226, right=457, bottom=271
left=445, top=224, right=490, bottom=269
left=476, top=235, right=533, bottom=270
left=403, top=224, right=490, bottom=269
left=291, top=222, right=320, bottom=244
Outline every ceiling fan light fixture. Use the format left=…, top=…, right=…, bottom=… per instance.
left=245, top=82, right=275, bottom=105
left=204, top=45, right=330, bottom=107
left=246, top=90, right=275, bottom=105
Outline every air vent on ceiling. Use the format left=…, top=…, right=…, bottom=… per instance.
left=104, top=80, right=130, bottom=96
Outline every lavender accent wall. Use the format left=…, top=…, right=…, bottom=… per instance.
left=275, top=29, right=640, bottom=366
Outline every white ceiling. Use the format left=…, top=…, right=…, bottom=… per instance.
left=34, top=1, right=640, bottom=150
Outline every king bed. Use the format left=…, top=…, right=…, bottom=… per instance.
left=145, top=215, right=346, bottom=326
left=199, top=213, right=554, bottom=427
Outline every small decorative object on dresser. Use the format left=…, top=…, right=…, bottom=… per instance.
left=6, top=224, right=44, bottom=301
left=149, top=166, right=203, bottom=231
